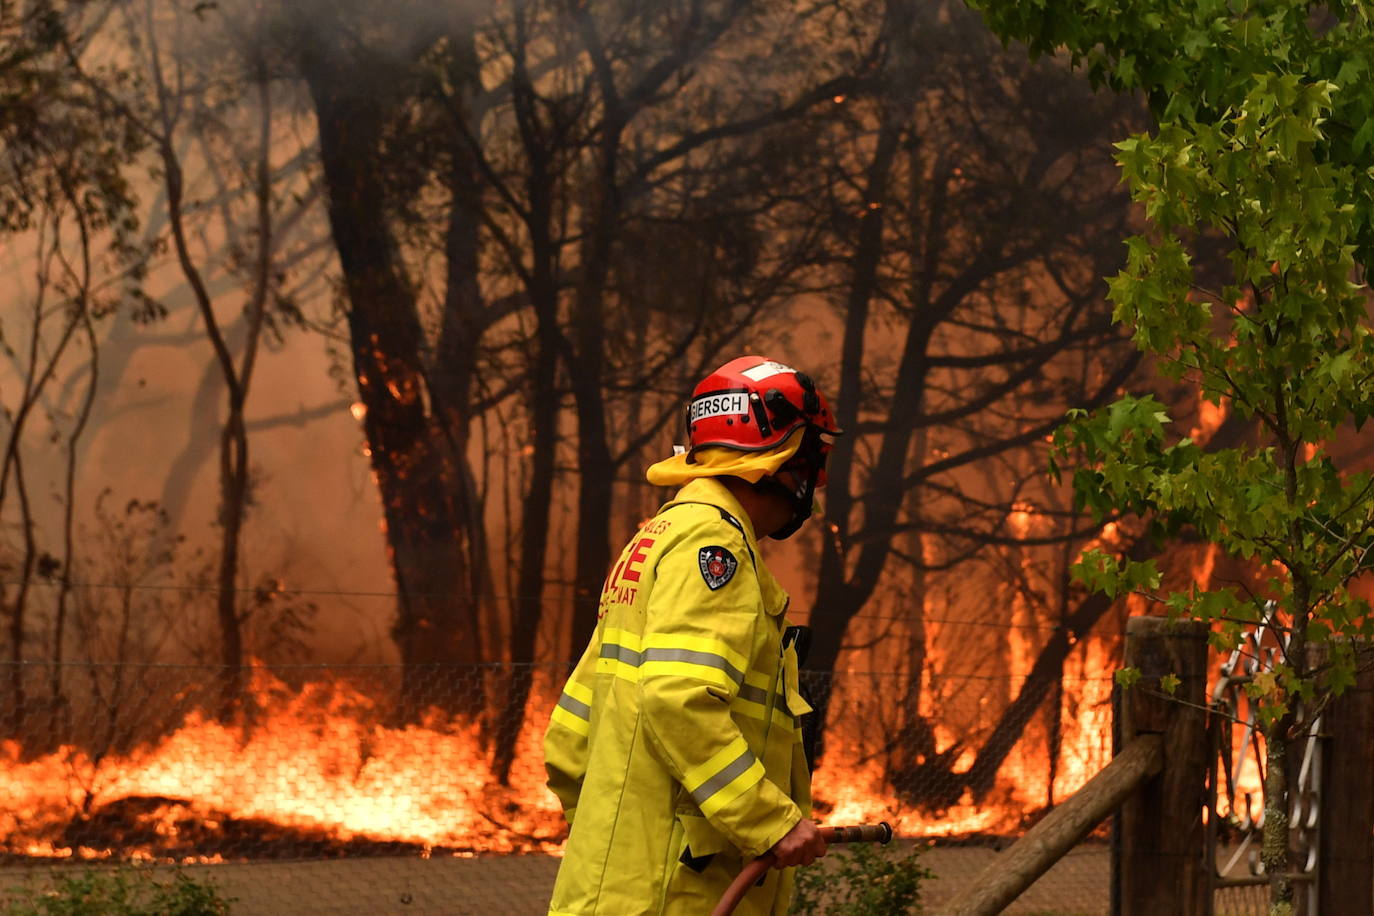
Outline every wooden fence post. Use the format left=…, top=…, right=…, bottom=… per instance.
left=1315, top=640, right=1374, bottom=915
left=1113, top=616, right=1209, bottom=916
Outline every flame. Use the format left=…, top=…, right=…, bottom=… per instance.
left=2, top=658, right=1119, bottom=865
left=1, top=668, right=564, bottom=862
left=0, top=629, right=1250, bottom=866
left=1192, top=543, right=1218, bottom=591
left=813, top=755, right=1020, bottom=837
left=1052, top=636, right=1115, bottom=801
left=1189, top=397, right=1228, bottom=443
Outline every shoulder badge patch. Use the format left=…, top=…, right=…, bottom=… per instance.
left=698, top=546, right=738, bottom=590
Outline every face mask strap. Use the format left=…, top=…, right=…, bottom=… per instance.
left=762, top=427, right=827, bottom=540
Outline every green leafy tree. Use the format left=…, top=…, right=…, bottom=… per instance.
left=971, top=1, right=1374, bottom=911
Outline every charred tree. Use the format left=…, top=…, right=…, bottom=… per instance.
left=556, top=0, right=870, bottom=654
left=296, top=15, right=489, bottom=719
left=803, top=0, right=1141, bottom=762
left=463, top=0, right=868, bottom=780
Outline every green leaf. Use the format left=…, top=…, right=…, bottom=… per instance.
left=1354, top=117, right=1374, bottom=155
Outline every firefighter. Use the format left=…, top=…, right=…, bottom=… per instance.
left=544, top=356, right=842, bottom=915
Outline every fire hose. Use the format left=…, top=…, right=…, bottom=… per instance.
left=710, top=821, right=893, bottom=916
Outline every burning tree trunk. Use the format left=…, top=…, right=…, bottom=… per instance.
left=300, top=34, right=487, bottom=720
left=492, top=312, right=559, bottom=782
left=1045, top=539, right=1072, bottom=808
left=161, top=137, right=249, bottom=717
left=568, top=374, right=614, bottom=656
left=5, top=456, right=38, bottom=737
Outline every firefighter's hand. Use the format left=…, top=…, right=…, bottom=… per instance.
left=768, top=818, right=827, bottom=868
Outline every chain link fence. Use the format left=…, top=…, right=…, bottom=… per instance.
left=0, top=660, right=1149, bottom=913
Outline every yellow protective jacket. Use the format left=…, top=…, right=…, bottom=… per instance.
left=545, top=477, right=813, bottom=916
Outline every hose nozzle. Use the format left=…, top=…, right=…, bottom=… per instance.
left=819, top=822, right=893, bottom=845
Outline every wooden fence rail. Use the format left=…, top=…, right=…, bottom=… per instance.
left=936, top=733, right=1163, bottom=916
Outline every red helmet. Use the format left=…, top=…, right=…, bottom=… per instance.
left=687, top=356, right=842, bottom=452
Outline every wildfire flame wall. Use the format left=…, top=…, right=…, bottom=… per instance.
left=0, top=652, right=1121, bottom=912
